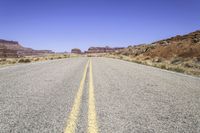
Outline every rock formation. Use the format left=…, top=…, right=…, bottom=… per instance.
left=85, top=46, right=124, bottom=53
left=0, top=39, right=54, bottom=58
left=71, top=48, right=82, bottom=54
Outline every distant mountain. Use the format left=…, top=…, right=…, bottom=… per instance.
left=71, top=48, right=82, bottom=54
left=85, top=46, right=125, bottom=53
left=0, top=39, right=54, bottom=58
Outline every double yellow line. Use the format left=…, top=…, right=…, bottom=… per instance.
left=64, top=59, right=98, bottom=133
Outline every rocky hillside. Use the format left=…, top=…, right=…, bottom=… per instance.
left=146, top=30, right=200, bottom=58
left=109, top=30, right=200, bottom=76
left=114, top=30, right=200, bottom=59
left=0, top=39, right=54, bottom=58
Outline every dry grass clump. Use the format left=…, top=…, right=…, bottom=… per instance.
left=0, top=58, right=7, bottom=62
left=160, top=64, right=166, bottom=69
left=18, top=58, right=31, bottom=63
left=0, top=54, right=72, bottom=67
left=105, top=53, right=200, bottom=77
left=86, top=53, right=107, bottom=57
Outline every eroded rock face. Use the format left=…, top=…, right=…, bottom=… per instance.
left=85, top=46, right=124, bottom=53
left=0, top=49, right=18, bottom=58
left=0, top=40, right=19, bottom=57
left=0, top=39, right=54, bottom=58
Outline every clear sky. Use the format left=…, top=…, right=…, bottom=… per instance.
left=0, top=0, right=199, bottom=52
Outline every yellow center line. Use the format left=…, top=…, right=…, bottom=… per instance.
left=88, top=59, right=98, bottom=133
left=64, top=60, right=89, bottom=133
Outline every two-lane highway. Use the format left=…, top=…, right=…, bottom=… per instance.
left=0, top=57, right=200, bottom=133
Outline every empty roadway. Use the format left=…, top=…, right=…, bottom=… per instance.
left=0, top=57, right=200, bottom=133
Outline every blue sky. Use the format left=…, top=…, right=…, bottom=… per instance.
left=0, top=0, right=200, bottom=52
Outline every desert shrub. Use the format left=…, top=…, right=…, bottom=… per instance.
left=25, top=59, right=31, bottom=63
left=0, top=58, right=7, bottom=62
left=160, top=64, right=166, bottom=69
left=10, top=60, right=17, bottom=64
left=143, top=56, right=150, bottom=60
left=143, top=62, right=148, bottom=65
left=152, top=64, right=158, bottom=67
left=63, top=54, right=69, bottom=58
left=134, top=60, right=142, bottom=64
left=168, top=67, right=185, bottom=73
left=119, top=55, right=123, bottom=59
left=18, top=58, right=31, bottom=63
left=153, top=57, right=162, bottom=62
left=18, top=59, right=24, bottom=63
left=122, top=52, right=130, bottom=56
left=170, top=57, right=183, bottom=65
left=183, top=63, right=193, bottom=68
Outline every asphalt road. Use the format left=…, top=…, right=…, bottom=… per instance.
left=0, top=57, right=200, bottom=133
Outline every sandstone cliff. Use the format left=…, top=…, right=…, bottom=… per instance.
left=85, top=46, right=124, bottom=53
left=0, top=39, right=54, bottom=58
